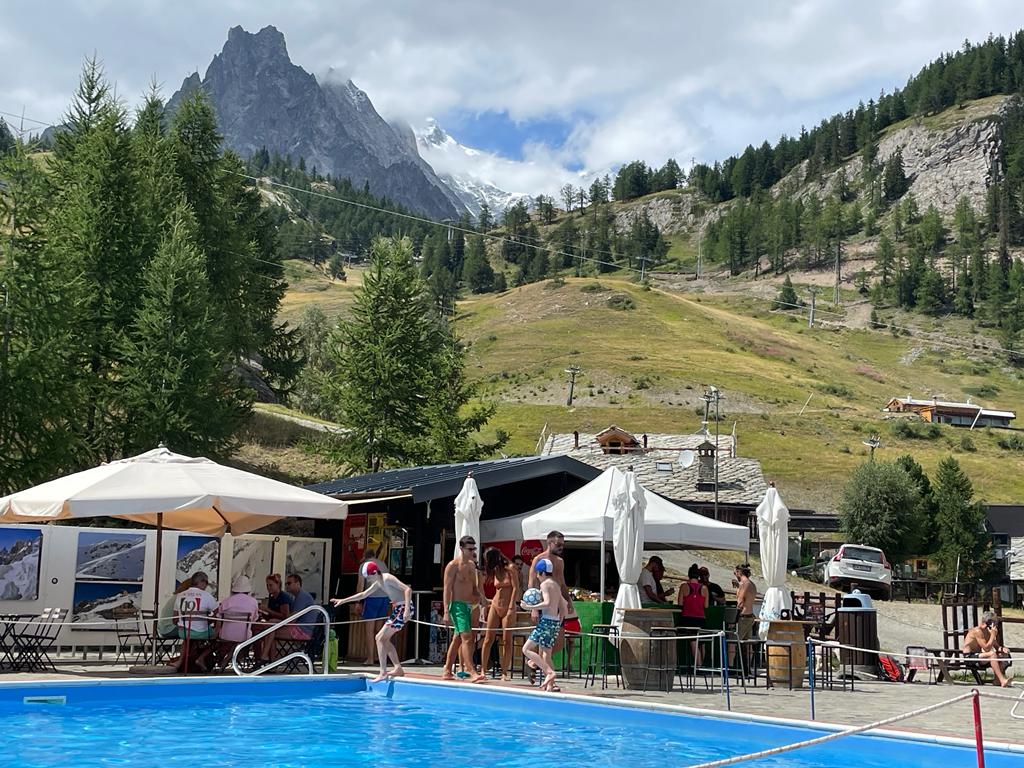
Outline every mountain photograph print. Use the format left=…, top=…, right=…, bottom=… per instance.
left=0, top=527, right=42, bottom=601
left=75, top=531, right=146, bottom=582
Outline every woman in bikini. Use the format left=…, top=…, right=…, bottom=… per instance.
left=479, top=547, right=520, bottom=680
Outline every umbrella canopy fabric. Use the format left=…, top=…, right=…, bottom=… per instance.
left=454, top=475, right=483, bottom=552
left=0, top=446, right=348, bottom=535
left=490, top=468, right=747, bottom=551
left=611, top=470, right=645, bottom=633
left=756, top=486, right=792, bottom=638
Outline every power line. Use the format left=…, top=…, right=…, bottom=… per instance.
left=229, top=170, right=637, bottom=275
left=3, top=105, right=1019, bottom=361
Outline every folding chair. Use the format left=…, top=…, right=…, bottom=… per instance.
left=15, top=608, right=67, bottom=672
left=214, top=611, right=256, bottom=672
left=113, top=606, right=149, bottom=665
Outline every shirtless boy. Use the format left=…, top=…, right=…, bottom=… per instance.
left=529, top=531, right=577, bottom=668
left=442, top=535, right=485, bottom=682
left=330, top=562, right=413, bottom=682
left=963, top=611, right=1013, bottom=687
left=522, top=557, right=566, bottom=692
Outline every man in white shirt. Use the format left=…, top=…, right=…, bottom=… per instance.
left=638, top=556, right=672, bottom=604
left=176, top=570, right=219, bottom=640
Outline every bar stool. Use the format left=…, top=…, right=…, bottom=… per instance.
left=584, top=624, right=621, bottom=690
left=817, top=640, right=853, bottom=691
left=644, top=626, right=681, bottom=692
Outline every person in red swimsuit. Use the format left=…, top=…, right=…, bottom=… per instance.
left=677, top=563, right=709, bottom=667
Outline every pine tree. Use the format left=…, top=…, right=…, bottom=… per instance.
left=882, top=148, right=909, bottom=201
left=49, top=58, right=143, bottom=461
left=477, top=202, right=492, bottom=232
left=773, top=274, right=799, bottom=309
left=319, top=237, right=503, bottom=471
left=119, top=203, right=250, bottom=458
left=915, top=267, right=947, bottom=314
left=874, top=233, right=896, bottom=295
left=0, top=143, right=87, bottom=492
left=462, top=234, right=495, bottom=293
left=320, top=237, right=442, bottom=472
left=933, top=457, right=989, bottom=579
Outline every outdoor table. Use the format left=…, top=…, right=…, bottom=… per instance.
left=619, top=607, right=679, bottom=690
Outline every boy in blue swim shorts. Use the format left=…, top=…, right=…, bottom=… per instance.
left=521, top=558, right=566, bottom=692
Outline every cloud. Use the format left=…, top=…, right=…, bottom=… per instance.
left=3, top=0, right=1024, bottom=195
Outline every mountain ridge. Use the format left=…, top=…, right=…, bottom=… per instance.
left=167, top=25, right=465, bottom=219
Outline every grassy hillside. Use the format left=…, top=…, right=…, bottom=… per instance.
left=454, top=278, right=1024, bottom=510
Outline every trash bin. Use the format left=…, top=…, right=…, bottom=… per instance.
left=836, top=589, right=878, bottom=678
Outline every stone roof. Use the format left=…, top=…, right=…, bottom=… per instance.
left=541, top=430, right=766, bottom=507
left=542, top=431, right=735, bottom=459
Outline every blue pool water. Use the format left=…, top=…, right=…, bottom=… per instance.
left=0, top=677, right=1019, bottom=768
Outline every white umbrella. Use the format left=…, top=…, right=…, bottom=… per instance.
left=610, top=469, right=645, bottom=635
left=454, top=474, right=483, bottom=558
left=0, top=446, right=347, bottom=534
left=756, top=486, right=792, bottom=638
left=0, top=446, right=348, bottom=615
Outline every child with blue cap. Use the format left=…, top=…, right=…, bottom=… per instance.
left=520, top=557, right=566, bottom=692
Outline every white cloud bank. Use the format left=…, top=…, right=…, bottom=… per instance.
left=2, top=0, right=1024, bottom=197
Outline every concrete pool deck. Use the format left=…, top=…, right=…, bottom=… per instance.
left=3, top=660, right=1022, bottom=749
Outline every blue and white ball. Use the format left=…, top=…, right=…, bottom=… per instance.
left=521, top=588, right=543, bottom=607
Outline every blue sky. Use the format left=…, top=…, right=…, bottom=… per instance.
left=3, top=1, right=1024, bottom=196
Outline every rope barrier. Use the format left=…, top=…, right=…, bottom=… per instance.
left=1, top=614, right=384, bottom=630
left=809, top=637, right=1022, bottom=664
left=686, top=691, right=978, bottom=768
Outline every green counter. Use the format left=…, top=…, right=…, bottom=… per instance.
left=552, top=600, right=615, bottom=674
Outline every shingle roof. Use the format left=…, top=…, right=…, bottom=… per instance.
left=305, top=455, right=599, bottom=503
left=986, top=504, right=1024, bottom=538
left=565, top=452, right=768, bottom=506
left=542, top=431, right=735, bottom=459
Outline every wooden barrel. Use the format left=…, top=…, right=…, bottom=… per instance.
left=619, top=608, right=677, bottom=690
left=766, top=620, right=807, bottom=688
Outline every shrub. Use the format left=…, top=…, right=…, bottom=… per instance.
left=607, top=293, right=636, bottom=311
left=816, top=383, right=853, bottom=397
left=544, top=276, right=566, bottom=290
left=890, top=420, right=942, bottom=440
left=997, top=434, right=1024, bottom=451
left=580, top=282, right=606, bottom=293
left=958, top=435, right=977, bottom=452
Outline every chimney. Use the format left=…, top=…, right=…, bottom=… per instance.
left=573, top=430, right=579, bottom=449
left=695, top=440, right=717, bottom=491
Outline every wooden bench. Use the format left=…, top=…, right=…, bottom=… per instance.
left=926, top=596, right=992, bottom=684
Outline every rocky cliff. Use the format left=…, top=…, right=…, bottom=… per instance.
left=168, top=25, right=464, bottom=220
left=614, top=96, right=1011, bottom=238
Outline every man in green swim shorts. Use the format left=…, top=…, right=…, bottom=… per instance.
left=442, top=535, right=484, bottom=682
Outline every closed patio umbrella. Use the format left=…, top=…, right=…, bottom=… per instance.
left=454, top=474, right=483, bottom=559
left=756, top=485, right=792, bottom=638
left=610, top=469, right=645, bottom=635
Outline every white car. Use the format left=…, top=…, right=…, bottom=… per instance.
left=823, top=544, right=892, bottom=599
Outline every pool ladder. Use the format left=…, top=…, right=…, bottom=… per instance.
left=231, top=605, right=331, bottom=677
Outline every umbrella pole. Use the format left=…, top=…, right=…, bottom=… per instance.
left=599, top=537, right=606, bottom=602
left=152, top=512, right=163, bottom=664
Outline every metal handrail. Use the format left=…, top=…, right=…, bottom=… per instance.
left=231, top=605, right=330, bottom=677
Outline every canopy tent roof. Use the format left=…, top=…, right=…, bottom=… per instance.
left=480, top=467, right=748, bottom=551
left=0, top=446, right=348, bottom=536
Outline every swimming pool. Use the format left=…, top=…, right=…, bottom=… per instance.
left=0, top=676, right=1019, bottom=768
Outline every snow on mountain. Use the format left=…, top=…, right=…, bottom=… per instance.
left=0, top=536, right=41, bottom=600
left=413, top=119, right=528, bottom=218
left=285, top=541, right=326, bottom=600
left=73, top=589, right=143, bottom=623
left=75, top=535, right=146, bottom=581
left=176, top=539, right=220, bottom=594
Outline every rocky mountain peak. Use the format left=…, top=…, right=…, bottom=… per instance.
left=169, top=26, right=464, bottom=219
left=225, top=25, right=289, bottom=61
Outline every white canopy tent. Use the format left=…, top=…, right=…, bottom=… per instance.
left=479, top=466, right=749, bottom=596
